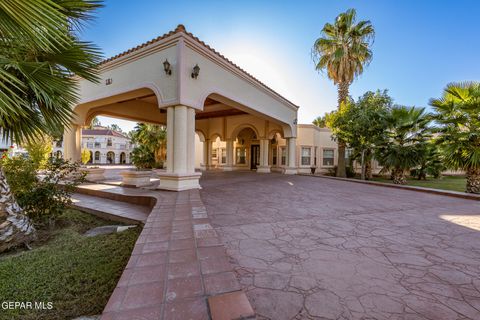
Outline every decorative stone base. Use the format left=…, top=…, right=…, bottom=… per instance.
left=283, top=167, right=297, bottom=175
left=256, top=165, right=271, bottom=173
left=120, top=170, right=153, bottom=187
left=157, top=172, right=202, bottom=191
left=81, top=167, right=105, bottom=182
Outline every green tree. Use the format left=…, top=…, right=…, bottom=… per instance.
left=430, top=82, right=480, bottom=193
left=89, top=116, right=101, bottom=128
left=312, top=8, right=375, bottom=177
left=108, top=124, right=123, bottom=133
left=376, top=106, right=431, bottom=184
left=130, top=123, right=167, bottom=166
left=326, top=90, right=391, bottom=180
left=24, top=135, right=54, bottom=169
left=0, top=0, right=102, bottom=252
left=312, top=115, right=328, bottom=128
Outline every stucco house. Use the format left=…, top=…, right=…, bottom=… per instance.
left=54, top=126, right=134, bottom=164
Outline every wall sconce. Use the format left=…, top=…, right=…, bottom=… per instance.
left=105, top=78, right=113, bottom=85
left=191, top=64, right=200, bottom=79
left=163, top=59, right=172, bottom=75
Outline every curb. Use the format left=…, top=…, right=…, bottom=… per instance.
left=299, top=174, right=480, bottom=201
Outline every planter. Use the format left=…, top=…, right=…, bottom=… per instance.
left=310, top=167, right=317, bottom=175
left=120, top=170, right=153, bottom=187
left=81, top=167, right=105, bottom=182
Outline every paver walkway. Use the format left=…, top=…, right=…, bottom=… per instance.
left=200, top=171, right=480, bottom=320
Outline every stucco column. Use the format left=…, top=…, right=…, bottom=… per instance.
left=166, top=106, right=174, bottom=173
left=158, top=105, right=201, bottom=191
left=201, top=138, right=211, bottom=170
left=284, top=137, right=297, bottom=175
left=63, top=125, right=81, bottom=162
left=224, top=139, right=234, bottom=171
left=257, top=139, right=271, bottom=173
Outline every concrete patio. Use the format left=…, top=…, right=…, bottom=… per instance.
left=200, top=171, right=480, bottom=319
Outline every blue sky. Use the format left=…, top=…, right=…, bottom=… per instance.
left=83, top=0, right=480, bottom=132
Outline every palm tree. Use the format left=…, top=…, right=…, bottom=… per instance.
left=0, top=0, right=102, bottom=252
left=131, top=123, right=167, bottom=165
left=430, top=82, right=480, bottom=193
left=312, top=115, right=328, bottom=128
left=376, top=106, right=431, bottom=184
left=312, top=8, right=375, bottom=177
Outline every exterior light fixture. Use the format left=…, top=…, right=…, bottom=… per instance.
left=105, top=78, right=113, bottom=85
left=163, top=59, right=172, bottom=75
left=191, top=64, right=200, bottom=79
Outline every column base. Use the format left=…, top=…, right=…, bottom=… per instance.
left=283, top=167, right=297, bottom=175
left=157, top=172, right=202, bottom=191
left=256, top=166, right=271, bottom=173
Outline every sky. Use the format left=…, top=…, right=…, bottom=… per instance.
left=83, top=0, right=480, bottom=133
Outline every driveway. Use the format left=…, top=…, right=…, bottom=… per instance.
left=200, top=171, right=480, bottom=320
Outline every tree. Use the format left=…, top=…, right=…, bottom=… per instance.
left=376, top=106, right=431, bottom=184
left=430, top=82, right=480, bottom=193
left=130, top=123, right=167, bottom=166
left=312, top=8, right=375, bottom=177
left=326, top=90, right=391, bottom=180
left=81, top=149, right=91, bottom=165
left=312, top=115, right=328, bottom=128
left=0, top=0, right=102, bottom=252
left=89, top=117, right=101, bottom=128
left=108, top=124, right=123, bottom=133
left=24, top=135, right=53, bottom=169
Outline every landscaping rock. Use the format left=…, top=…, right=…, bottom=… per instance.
left=84, top=225, right=136, bottom=237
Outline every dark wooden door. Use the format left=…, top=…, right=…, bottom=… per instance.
left=251, top=145, right=260, bottom=169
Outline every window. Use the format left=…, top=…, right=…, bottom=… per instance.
left=345, top=148, right=353, bottom=163
left=323, top=149, right=334, bottom=166
left=236, top=147, right=246, bottom=164
left=94, top=151, right=100, bottom=161
left=280, top=147, right=287, bottom=166
left=107, top=138, right=112, bottom=146
left=301, top=147, right=312, bottom=166
left=272, top=147, right=277, bottom=165
left=212, top=148, right=218, bottom=158
left=55, top=141, right=62, bottom=147
left=220, top=148, right=226, bottom=164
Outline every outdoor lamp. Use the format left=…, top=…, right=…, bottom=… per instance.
left=191, top=64, right=200, bottom=79
left=163, top=59, right=172, bottom=75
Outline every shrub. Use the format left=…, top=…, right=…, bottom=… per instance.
left=81, top=149, right=91, bottom=165
left=1, top=156, right=85, bottom=226
left=131, top=145, right=155, bottom=169
left=327, top=165, right=356, bottom=178
left=24, top=136, right=53, bottom=169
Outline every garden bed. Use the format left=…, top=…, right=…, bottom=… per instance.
left=0, top=209, right=140, bottom=320
left=364, top=175, right=466, bottom=193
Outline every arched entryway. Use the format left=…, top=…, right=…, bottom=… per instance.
left=120, top=152, right=126, bottom=164
left=107, top=151, right=115, bottom=164
left=94, top=151, right=101, bottom=164
left=88, top=151, right=93, bottom=164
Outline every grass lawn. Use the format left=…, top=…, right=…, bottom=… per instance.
left=368, top=175, right=467, bottom=193
left=0, top=209, right=140, bottom=320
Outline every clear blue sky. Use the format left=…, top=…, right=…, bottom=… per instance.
left=83, top=0, right=480, bottom=132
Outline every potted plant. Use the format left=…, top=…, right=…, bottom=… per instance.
left=80, top=149, right=105, bottom=182
left=310, top=166, right=317, bottom=175
left=120, top=145, right=154, bottom=187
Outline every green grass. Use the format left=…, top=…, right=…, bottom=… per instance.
left=0, top=209, right=140, bottom=320
left=367, top=175, right=467, bottom=193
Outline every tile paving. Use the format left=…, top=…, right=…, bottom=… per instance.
left=200, top=171, right=480, bottom=320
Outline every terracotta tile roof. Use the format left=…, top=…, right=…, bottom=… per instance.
left=98, top=24, right=299, bottom=109
left=82, top=129, right=128, bottom=138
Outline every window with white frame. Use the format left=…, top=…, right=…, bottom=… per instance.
left=272, top=147, right=277, bottom=165
left=236, top=147, right=246, bottom=164
left=301, top=147, right=312, bottom=166
left=323, top=149, right=334, bottom=166
left=345, top=148, right=353, bottom=163
left=280, top=147, right=287, bottom=165
left=107, top=138, right=112, bottom=146
left=212, top=148, right=218, bottom=159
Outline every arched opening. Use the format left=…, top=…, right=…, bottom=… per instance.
left=88, top=151, right=93, bottom=164
left=94, top=151, right=101, bottom=164
left=107, top=151, right=115, bottom=164
left=120, top=152, right=126, bottom=164
left=235, top=127, right=259, bottom=170
left=56, top=150, right=63, bottom=159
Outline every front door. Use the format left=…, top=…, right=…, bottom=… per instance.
left=250, top=145, right=260, bottom=170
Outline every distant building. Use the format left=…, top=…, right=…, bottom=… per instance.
left=54, top=126, right=134, bottom=164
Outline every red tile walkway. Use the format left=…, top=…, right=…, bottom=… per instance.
left=74, top=183, right=254, bottom=320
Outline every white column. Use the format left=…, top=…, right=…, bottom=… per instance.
left=201, top=138, right=211, bottom=170
left=158, top=105, right=201, bottom=191
left=166, top=106, right=174, bottom=173
left=224, top=139, right=234, bottom=171
left=63, top=125, right=81, bottom=162
left=284, top=137, right=297, bottom=175
left=257, top=139, right=271, bottom=173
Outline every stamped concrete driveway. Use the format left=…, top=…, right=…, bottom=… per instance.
left=200, top=171, right=480, bottom=320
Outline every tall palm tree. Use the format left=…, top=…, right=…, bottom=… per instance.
left=376, top=106, right=431, bottom=184
left=430, top=82, right=480, bottom=193
left=312, top=115, right=327, bottom=128
left=312, top=8, right=375, bottom=177
left=0, top=0, right=102, bottom=252
left=131, top=123, right=167, bottom=165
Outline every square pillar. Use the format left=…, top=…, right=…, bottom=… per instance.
left=284, top=137, right=297, bottom=175
left=257, top=139, right=271, bottom=173
left=158, top=105, right=201, bottom=191
left=63, top=125, right=81, bottom=162
left=223, top=139, right=234, bottom=171
left=201, top=138, right=211, bottom=171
